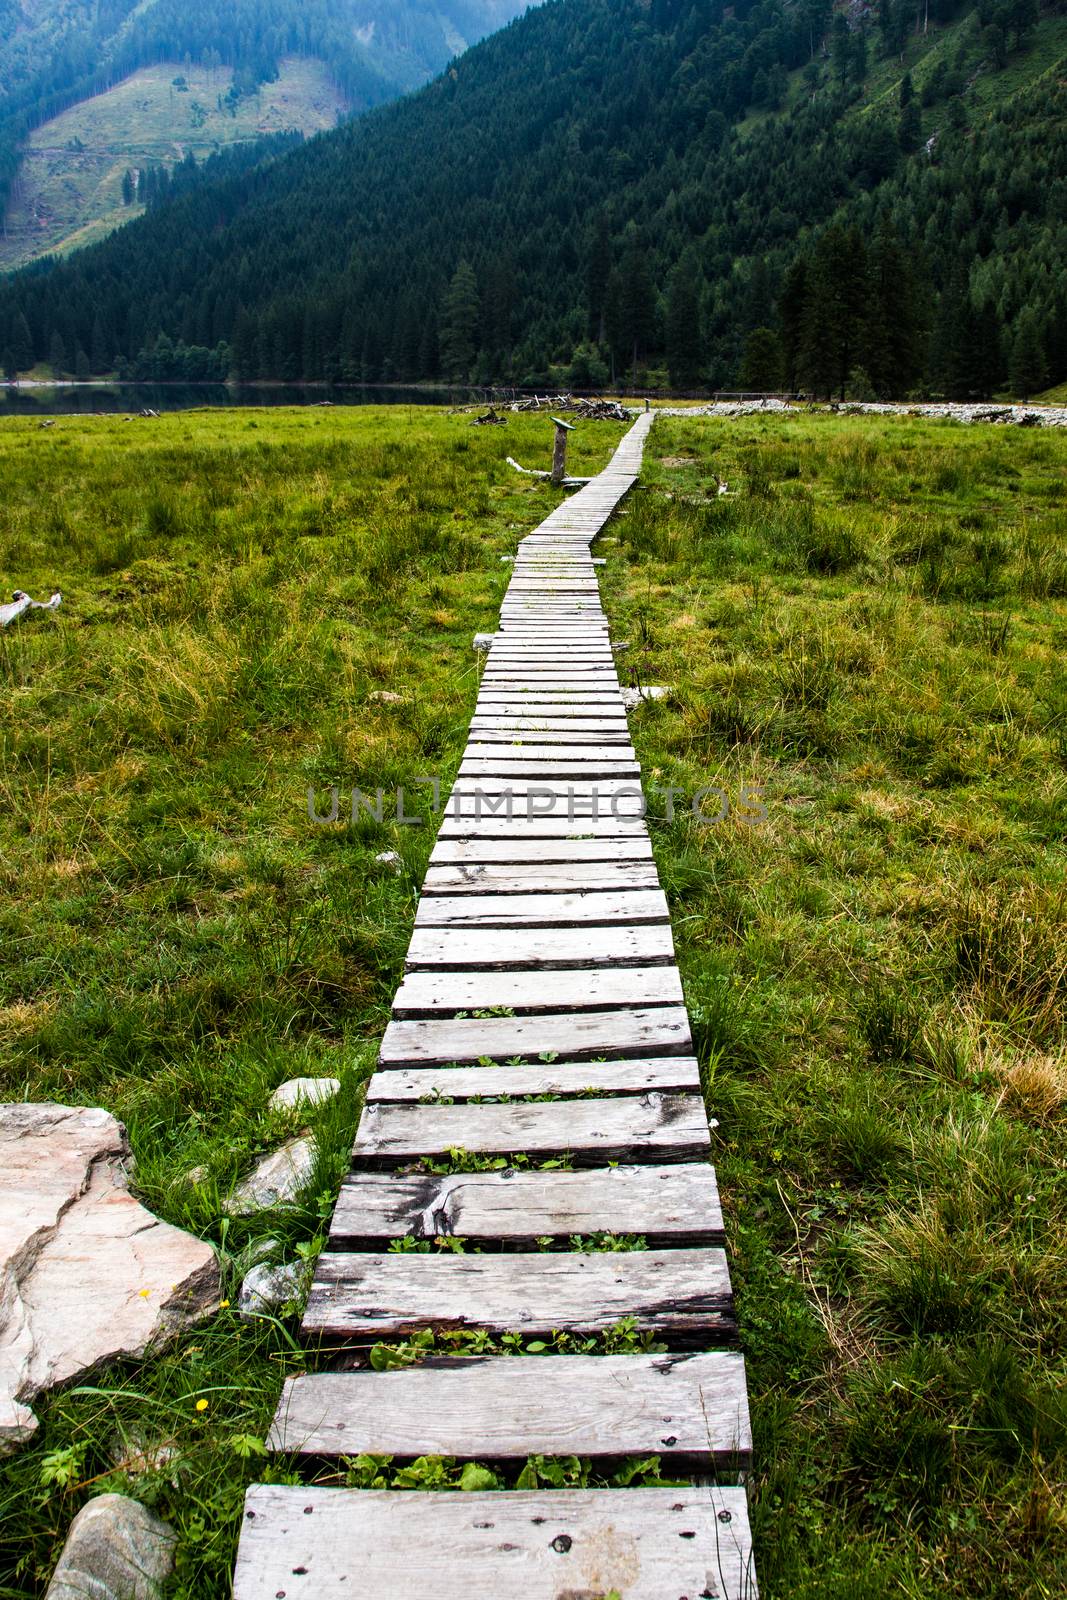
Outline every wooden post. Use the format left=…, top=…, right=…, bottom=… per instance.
left=550, top=415, right=575, bottom=485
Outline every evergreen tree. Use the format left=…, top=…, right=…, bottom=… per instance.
left=75, top=346, right=91, bottom=380
left=586, top=213, right=613, bottom=344
left=121, top=169, right=135, bottom=206
left=740, top=327, right=785, bottom=389
left=798, top=226, right=870, bottom=398
left=665, top=259, right=702, bottom=387
left=779, top=257, right=809, bottom=391
left=9, top=311, right=33, bottom=372
left=898, top=96, right=923, bottom=153
left=49, top=331, right=67, bottom=374
left=1009, top=309, right=1048, bottom=398
left=619, top=243, right=656, bottom=381
left=90, top=315, right=111, bottom=372
left=439, top=261, right=480, bottom=380
left=865, top=217, right=922, bottom=397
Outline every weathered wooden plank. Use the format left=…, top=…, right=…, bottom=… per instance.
left=427, top=835, right=654, bottom=864
left=461, top=743, right=639, bottom=763
left=302, top=1246, right=734, bottom=1343
left=436, top=810, right=647, bottom=835
left=458, top=729, right=635, bottom=747
left=328, top=1159, right=721, bottom=1244
left=364, top=1058, right=701, bottom=1103
left=233, top=1485, right=756, bottom=1600
left=391, top=964, right=683, bottom=1015
left=354, top=1093, right=706, bottom=1164
left=413, top=889, right=668, bottom=926
left=458, top=758, right=641, bottom=779
left=469, top=719, right=631, bottom=735
left=378, top=1008, right=691, bottom=1068
left=421, top=860, right=658, bottom=892
left=405, top=925, right=675, bottom=969
left=449, top=780, right=643, bottom=803
left=270, top=1352, right=750, bottom=1465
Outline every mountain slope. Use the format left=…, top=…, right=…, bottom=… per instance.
left=2, top=0, right=1065, bottom=395
left=0, top=1, right=535, bottom=268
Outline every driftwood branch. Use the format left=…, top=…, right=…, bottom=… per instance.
left=0, top=591, right=62, bottom=628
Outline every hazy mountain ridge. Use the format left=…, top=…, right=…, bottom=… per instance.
left=1, top=0, right=1064, bottom=396
left=0, top=0, right=535, bottom=265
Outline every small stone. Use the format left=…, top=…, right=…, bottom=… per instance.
left=374, top=850, right=401, bottom=870
left=224, top=1136, right=317, bottom=1216
left=238, top=1260, right=311, bottom=1322
left=268, top=1078, right=341, bottom=1114
left=473, top=633, right=496, bottom=653
left=45, top=1494, right=176, bottom=1600
left=109, top=1429, right=179, bottom=1477
left=611, top=640, right=630, bottom=652
left=183, top=1165, right=208, bottom=1187
left=368, top=689, right=404, bottom=705
left=620, top=686, right=671, bottom=710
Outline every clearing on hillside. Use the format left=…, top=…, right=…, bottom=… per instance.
left=0, top=58, right=347, bottom=271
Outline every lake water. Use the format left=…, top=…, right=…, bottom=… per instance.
left=0, top=383, right=493, bottom=417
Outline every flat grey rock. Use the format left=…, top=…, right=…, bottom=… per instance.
left=46, top=1493, right=175, bottom=1599
left=620, top=685, right=671, bottom=709
left=472, top=632, right=496, bottom=653
left=0, top=1105, right=220, bottom=1456
left=238, top=1260, right=311, bottom=1321
left=267, top=1077, right=340, bottom=1113
left=224, top=1135, right=317, bottom=1216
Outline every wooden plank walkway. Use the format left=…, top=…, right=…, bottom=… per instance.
left=233, top=414, right=760, bottom=1598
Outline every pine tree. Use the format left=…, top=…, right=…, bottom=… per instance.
left=439, top=261, right=480, bottom=380
left=798, top=226, right=870, bottom=398
left=898, top=97, right=922, bottom=153
left=585, top=214, right=613, bottom=344
left=865, top=217, right=922, bottom=397
left=1009, top=309, right=1048, bottom=399
left=9, top=312, right=33, bottom=372
left=665, top=260, right=702, bottom=387
left=619, top=244, right=656, bottom=382
left=49, top=331, right=67, bottom=375
left=778, top=258, right=809, bottom=391
left=91, top=315, right=111, bottom=373
left=740, top=327, right=784, bottom=390
left=121, top=169, right=135, bottom=206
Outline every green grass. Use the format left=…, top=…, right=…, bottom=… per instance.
left=0, top=404, right=627, bottom=1596
left=0, top=57, right=347, bottom=272
left=601, top=412, right=1067, bottom=1600
left=3, top=405, right=1064, bottom=1597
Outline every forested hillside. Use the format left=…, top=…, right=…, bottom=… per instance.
left=2, top=0, right=1065, bottom=396
left=0, top=1, right=533, bottom=262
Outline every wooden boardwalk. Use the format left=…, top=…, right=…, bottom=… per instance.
left=233, top=414, right=759, bottom=1598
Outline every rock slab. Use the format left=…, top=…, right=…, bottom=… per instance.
left=267, top=1077, right=340, bottom=1113
left=46, top=1493, right=175, bottom=1600
left=225, top=1135, right=317, bottom=1216
left=238, top=1259, right=311, bottom=1321
left=0, top=1104, right=221, bottom=1455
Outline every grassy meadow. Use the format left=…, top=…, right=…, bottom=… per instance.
left=1, top=403, right=1064, bottom=1597
left=602, top=414, right=1067, bottom=1600
left=0, top=405, right=626, bottom=1596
